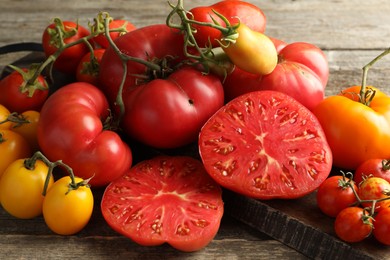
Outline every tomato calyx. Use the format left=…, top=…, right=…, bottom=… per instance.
left=6, top=64, right=48, bottom=97
left=90, top=12, right=130, bottom=39
left=382, top=159, right=390, bottom=171
left=0, top=111, right=31, bottom=128
left=24, top=151, right=91, bottom=196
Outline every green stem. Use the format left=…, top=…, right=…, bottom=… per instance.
left=0, top=112, right=30, bottom=128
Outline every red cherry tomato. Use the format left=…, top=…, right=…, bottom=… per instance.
left=76, top=49, right=105, bottom=86
left=357, top=176, right=390, bottom=212
left=93, top=19, right=136, bottom=49
left=373, top=207, right=390, bottom=245
left=354, top=159, right=390, bottom=185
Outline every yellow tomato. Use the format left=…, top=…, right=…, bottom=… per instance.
left=11, top=110, right=40, bottom=152
left=43, top=176, right=94, bottom=235
left=222, top=23, right=278, bottom=75
left=0, top=104, right=12, bottom=130
left=0, top=159, right=54, bottom=219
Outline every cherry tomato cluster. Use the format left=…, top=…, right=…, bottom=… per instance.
left=316, top=171, right=390, bottom=245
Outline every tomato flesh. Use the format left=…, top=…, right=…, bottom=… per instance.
left=101, top=156, right=224, bottom=252
left=199, top=90, right=332, bottom=199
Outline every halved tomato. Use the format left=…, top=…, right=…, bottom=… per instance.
left=198, top=90, right=333, bottom=199
left=100, top=155, right=224, bottom=252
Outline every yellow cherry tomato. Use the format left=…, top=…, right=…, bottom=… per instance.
left=0, top=159, right=54, bottom=219
left=0, top=104, right=12, bottom=130
left=11, top=110, right=40, bottom=152
left=0, top=130, right=32, bottom=178
left=43, top=176, right=94, bottom=235
left=222, top=23, right=278, bottom=75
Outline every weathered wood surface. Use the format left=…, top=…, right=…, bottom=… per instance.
left=2, top=0, right=390, bottom=259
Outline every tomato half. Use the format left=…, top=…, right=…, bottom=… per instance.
left=101, top=156, right=224, bottom=252
left=189, top=0, right=266, bottom=48
left=198, top=90, right=333, bottom=199
left=37, top=82, right=132, bottom=187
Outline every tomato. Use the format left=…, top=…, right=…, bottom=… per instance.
left=221, top=23, right=277, bottom=75
left=92, top=19, right=136, bottom=49
left=0, top=158, right=54, bottom=219
left=99, top=24, right=224, bottom=149
left=316, top=175, right=358, bottom=218
left=198, top=90, right=333, bottom=199
left=101, top=156, right=224, bottom=252
left=10, top=110, right=40, bottom=152
left=373, top=207, right=390, bottom=245
left=357, top=176, right=390, bottom=212
left=76, top=49, right=105, bottom=86
left=0, top=130, right=32, bottom=178
left=313, top=86, right=390, bottom=170
left=223, top=41, right=328, bottom=110
left=189, top=0, right=266, bottom=48
left=0, top=67, right=49, bottom=113
left=37, top=82, right=132, bottom=187
left=334, top=207, right=373, bottom=243
left=42, top=20, right=90, bottom=74
left=354, top=159, right=390, bottom=185
left=43, top=176, right=94, bottom=235
left=0, top=104, right=12, bottom=130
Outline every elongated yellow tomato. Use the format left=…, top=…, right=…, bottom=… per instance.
left=313, top=86, right=390, bottom=170
left=221, top=23, right=278, bottom=75
left=43, top=176, right=94, bottom=235
left=0, top=159, right=54, bottom=219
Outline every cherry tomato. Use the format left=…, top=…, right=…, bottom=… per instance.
left=92, top=19, right=136, bottom=49
left=0, top=67, right=49, bottom=113
left=313, top=86, right=390, bottom=170
left=0, top=159, right=54, bottom=219
left=316, top=175, right=358, bottom=217
left=42, top=20, right=90, bottom=74
left=373, top=207, right=390, bottom=245
left=198, top=90, right=333, bottom=199
left=0, top=104, right=12, bottom=130
left=189, top=0, right=266, bottom=48
left=221, top=23, right=277, bottom=75
left=11, top=110, right=40, bottom=152
left=354, top=159, right=390, bottom=185
left=334, top=207, right=373, bottom=243
left=0, top=130, right=32, bottom=178
left=76, top=49, right=105, bottom=86
left=101, top=156, right=224, bottom=252
left=99, top=24, right=224, bottom=149
left=37, top=82, right=132, bottom=187
left=358, top=176, right=390, bottom=212
left=43, top=176, right=94, bottom=235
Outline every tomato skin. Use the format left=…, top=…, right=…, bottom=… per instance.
left=198, top=90, right=333, bottom=199
left=373, top=207, right=390, bottom=245
left=76, top=49, right=105, bottom=86
left=0, top=69, right=49, bottom=113
left=357, top=176, right=390, bottom=212
left=222, top=23, right=277, bottom=75
left=37, top=82, right=132, bottom=187
left=101, top=156, right=224, bottom=252
left=223, top=41, right=328, bottom=110
left=42, top=21, right=90, bottom=74
left=99, top=24, right=224, bottom=149
left=354, top=159, right=390, bottom=185
left=190, top=0, right=266, bottom=48
left=92, top=19, right=136, bottom=49
left=0, top=159, right=54, bottom=219
left=43, top=176, right=94, bottom=235
left=313, top=86, right=390, bottom=170
left=0, top=130, right=32, bottom=178
left=316, top=175, right=358, bottom=218
left=334, top=207, right=373, bottom=243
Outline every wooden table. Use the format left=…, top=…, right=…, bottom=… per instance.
left=1, top=0, right=390, bottom=259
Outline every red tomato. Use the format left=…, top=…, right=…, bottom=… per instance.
left=223, top=41, right=329, bottom=110
left=357, top=176, right=390, bottom=212
left=354, top=159, right=390, bottom=185
left=316, top=175, right=358, bottom=217
left=99, top=24, right=224, bottom=149
left=37, top=82, right=132, bottom=187
left=93, top=19, right=136, bottom=49
left=334, top=207, right=373, bottom=243
left=198, top=90, right=333, bottom=199
left=189, top=0, right=266, bottom=48
left=101, top=156, right=224, bottom=252
left=42, top=20, right=90, bottom=74
left=76, top=49, right=105, bottom=85
left=373, top=207, right=390, bottom=245
left=313, top=86, right=390, bottom=170
left=0, top=68, right=49, bottom=113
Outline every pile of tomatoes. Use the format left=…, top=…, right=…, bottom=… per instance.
left=1, top=0, right=390, bottom=252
